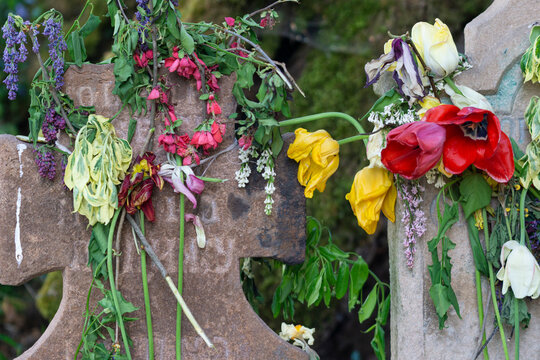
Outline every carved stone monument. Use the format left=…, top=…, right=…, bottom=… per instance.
left=0, top=64, right=308, bottom=359
left=389, top=0, right=539, bottom=358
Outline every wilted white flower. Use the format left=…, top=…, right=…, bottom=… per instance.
left=444, top=83, right=493, bottom=111
left=496, top=240, right=540, bottom=299
left=279, top=323, right=315, bottom=346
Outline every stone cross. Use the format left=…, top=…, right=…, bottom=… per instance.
left=0, top=64, right=308, bottom=359
left=389, top=0, right=539, bottom=358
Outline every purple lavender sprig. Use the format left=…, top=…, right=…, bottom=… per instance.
left=41, top=107, right=66, bottom=143
left=42, top=17, right=67, bottom=90
left=2, top=15, right=29, bottom=100
left=34, top=147, right=56, bottom=180
left=397, top=180, right=427, bottom=268
left=136, top=0, right=151, bottom=45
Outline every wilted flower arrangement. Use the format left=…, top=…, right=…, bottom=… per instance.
left=4, top=1, right=540, bottom=360
left=284, top=18, right=540, bottom=359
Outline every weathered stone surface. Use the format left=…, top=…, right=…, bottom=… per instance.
left=0, top=64, right=307, bottom=359
left=390, top=0, right=539, bottom=359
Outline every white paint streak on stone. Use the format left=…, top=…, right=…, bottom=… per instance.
left=17, top=143, right=26, bottom=177
left=15, top=143, right=26, bottom=267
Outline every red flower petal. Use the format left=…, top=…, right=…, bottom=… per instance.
left=381, top=121, right=446, bottom=179
left=442, top=125, right=477, bottom=175
left=474, top=132, right=514, bottom=183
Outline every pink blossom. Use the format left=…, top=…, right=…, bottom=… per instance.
left=238, top=135, right=253, bottom=150
left=185, top=213, right=206, bottom=248
left=207, top=99, right=222, bottom=115
left=158, top=133, right=177, bottom=153
left=231, top=42, right=249, bottom=58
left=225, top=17, right=235, bottom=27
left=147, top=87, right=160, bottom=100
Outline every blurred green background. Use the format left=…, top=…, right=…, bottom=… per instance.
left=0, top=0, right=491, bottom=359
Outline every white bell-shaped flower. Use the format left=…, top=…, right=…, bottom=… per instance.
left=496, top=240, right=540, bottom=299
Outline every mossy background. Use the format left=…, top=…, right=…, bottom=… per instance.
left=0, top=0, right=491, bottom=359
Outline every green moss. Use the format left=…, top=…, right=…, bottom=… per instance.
left=35, top=271, right=63, bottom=322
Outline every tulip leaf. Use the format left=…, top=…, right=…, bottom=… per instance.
left=358, top=285, right=378, bottom=323
left=501, top=290, right=531, bottom=327
left=465, top=215, right=489, bottom=276
left=349, top=258, right=369, bottom=311
left=429, top=284, right=451, bottom=319
left=459, top=174, right=492, bottom=219
left=335, top=264, right=349, bottom=300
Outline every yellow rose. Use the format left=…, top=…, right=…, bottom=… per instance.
left=345, top=167, right=397, bottom=234
left=411, top=18, right=459, bottom=78
left=287, top=128, right=339, bottom=198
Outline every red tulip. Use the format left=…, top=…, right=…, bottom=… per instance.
left=424, top=105, right=514, bottom=182
left=381, top=121, right=446, bottom=180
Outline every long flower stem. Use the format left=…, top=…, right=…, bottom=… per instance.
left=404, top=37, right=440, bottom=101
left=139, top=211, right=155, bottom=360
left=124, top=214, right=213, bottom=347
left=279, top=112, right=368, bottom=145
left=514, top=299, right=519, bottom=360
left=337, top=134, right=370, bottom=145
left=443, top=76, right=464, bottom=96
left=519, top=188, right=528, bottom=245
left=475, top=269, right=489, bottom=360
left=176, top=156, right=185, bottom=360
left=107, top=209, right=132, bottom=360
left=482, top=208, right=509, bottom=360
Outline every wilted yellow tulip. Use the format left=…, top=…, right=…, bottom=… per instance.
left=346, top=167, right=397, bottom=234
left=417, top=96, right=441, bottom=118
left=411, top=18, right=459, bottom=78
left=496, top=240, right=540, bottom=299
left=288, top=128, right=339, bottom=198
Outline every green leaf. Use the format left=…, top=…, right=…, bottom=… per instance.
left=459, top=174, right=492, bottom=219
left=28, top=88, right=43, bottom=145
left=180, top=24, right=194, bottom=54
left=465, top=216, right=489, bottom=276
left=358, top=286, right=378, bottom=323
left=271, top=127, right=284, bottom=156
left=348, top=258, right=368, bottom=311
left=306, top=274, right=322, bottom=307
left=167, top=9, right=181, bottom=40
left=80, top=14, right=101, bottom=38
left=68, top=32, right=85, bottom=67
left=127, top=117, right=137, bottom=143
left=336, top=263, right=349, bottom=300
left=370, top=325, right=386, bottom=360
left=429, top=284, right=451, bottom=319
left=236, top=62, right=256, bottom=89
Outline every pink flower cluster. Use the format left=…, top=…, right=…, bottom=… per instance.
left=134, top=49, right=153, bottom=68
left=147, top=86, right=177, bottom=126
left=238, top=134, right=253, bottom=150
left=192, top=122, right=226, bottom=152
left=164, top=47, right=219, bottom=92
left=158, top=133, right=200, bottom=165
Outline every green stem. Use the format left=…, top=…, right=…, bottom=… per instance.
left=519, top=188, right=528, bottom=245
left=514, top=161, right=540, bottom=199
left=279, top=112, right=368, bottom=145
left=140, top=211, right=155, bottom=360
left=482, top=208, right=509, bottom=360
left=337, top=134, right=370, bottom=145
left=475, top=269, right=489, bottom=360
left=443, top=76, right=464, bottom=96
left=514, top=298, right=519, bottom=360
left=176, top=156, right=185, bottom=360
left=74, top=256, right=107, bottom=360
left=107, top=209, right=132, bottom=360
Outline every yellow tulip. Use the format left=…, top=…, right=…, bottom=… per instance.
left=411, top=18, right=459, bottom=78
left=417, top=96, right=441, bottom=118
left=287, top=128, right=339, bottom=198
left=345, top=167, right=397, bottom=234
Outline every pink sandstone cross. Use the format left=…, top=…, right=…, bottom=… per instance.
left=0, top=64, right=308, bottom=359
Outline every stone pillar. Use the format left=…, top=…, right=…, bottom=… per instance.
left=389, top=0, right=539, bottom=358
